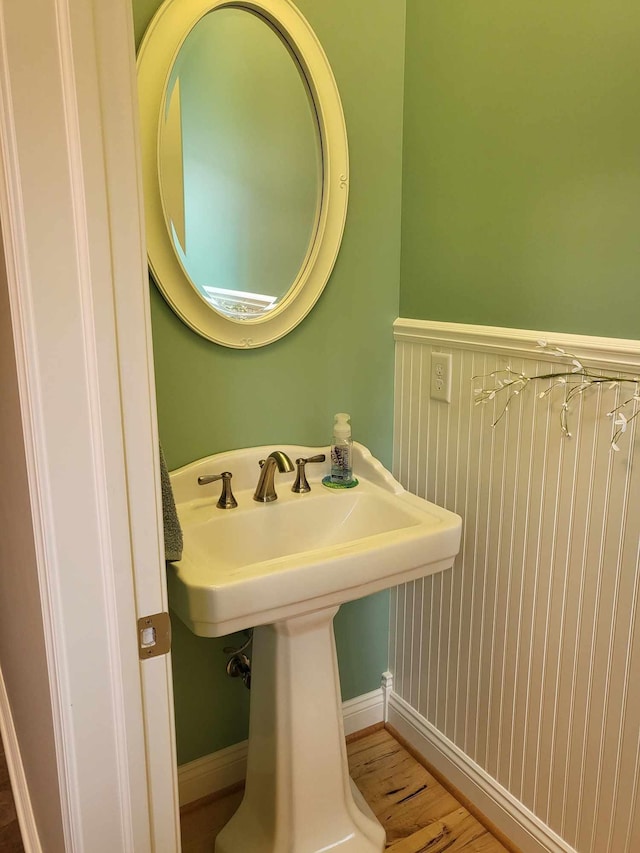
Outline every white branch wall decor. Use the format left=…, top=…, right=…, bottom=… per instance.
left=391, top=319, right=640, bottom=853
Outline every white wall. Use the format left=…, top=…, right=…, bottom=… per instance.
left=391, top=320, right=640, bottom=853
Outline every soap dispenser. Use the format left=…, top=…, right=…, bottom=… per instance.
left=330, top=413, right=353, bottom=484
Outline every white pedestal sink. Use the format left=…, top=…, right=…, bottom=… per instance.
left=168, top=444, right=462, bottom=853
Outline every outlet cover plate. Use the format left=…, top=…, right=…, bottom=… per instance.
left=430, top=352, right=452, bottom=403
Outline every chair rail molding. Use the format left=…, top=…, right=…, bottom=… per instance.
left=393, top=318, right=640, bottom=373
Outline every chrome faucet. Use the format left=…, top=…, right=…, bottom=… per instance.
left=253, top=450, right=294, bottom=502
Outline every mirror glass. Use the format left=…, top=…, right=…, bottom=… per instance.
left=159, top=8, right=322, bottom=319
left=137, top=0, right=348, bottom=348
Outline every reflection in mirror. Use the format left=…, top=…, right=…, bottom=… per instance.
left=159, top=8, right=322, bottom=319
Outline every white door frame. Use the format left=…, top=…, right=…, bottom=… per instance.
left=0, top=0, right=179, bottom=849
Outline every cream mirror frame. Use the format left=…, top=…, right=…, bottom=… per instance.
left=137, top=0, right=349, bottom=348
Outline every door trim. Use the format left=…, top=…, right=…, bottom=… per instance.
left=0, top=0, right=179, bottom=849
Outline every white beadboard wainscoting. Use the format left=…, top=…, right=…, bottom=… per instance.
left=391, top=319, right=640, bottom=853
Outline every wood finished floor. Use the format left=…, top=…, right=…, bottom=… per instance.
left=181, top=727, right=513, bottom=853
left=0, top=726, right=513, bottom=852
left=0, top=732, right=24, bottom=853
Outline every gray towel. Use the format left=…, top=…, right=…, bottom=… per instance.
left=160, top=444, right=183, bottom=562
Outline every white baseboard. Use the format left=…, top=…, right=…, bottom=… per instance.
left=178, top=686, right=385, bottom=807
left=341, top=686, right=386, bottom=737
left=178, top=740, right=248, bottom=808
left=0, top=667, right=42, bottom=853
left=387, top=691, right=577, bottom=853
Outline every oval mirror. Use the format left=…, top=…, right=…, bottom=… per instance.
left=137, top=0, right=349, bottom=348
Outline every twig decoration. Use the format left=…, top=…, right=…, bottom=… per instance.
left=473, top=340, right=639, bottom=451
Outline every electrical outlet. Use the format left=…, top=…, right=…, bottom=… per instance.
left=430, top=352, right=452, bottom=403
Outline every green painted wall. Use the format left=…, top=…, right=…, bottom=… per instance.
left=400, top=0, right=640, bottom=338
left=134, top=1, right=405, bottom=763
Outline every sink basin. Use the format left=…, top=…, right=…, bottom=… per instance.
left=167, top=443, right=462, bottom=637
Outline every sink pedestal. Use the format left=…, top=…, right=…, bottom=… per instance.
left=215, top=605, right=386, bottom=853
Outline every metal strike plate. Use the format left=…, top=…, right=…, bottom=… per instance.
left=137, top=611, right=171, bottom=659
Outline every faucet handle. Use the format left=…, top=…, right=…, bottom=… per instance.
left=197, top=471, right=238, bottom=509
left=292, top=454, right=326, bottom=494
